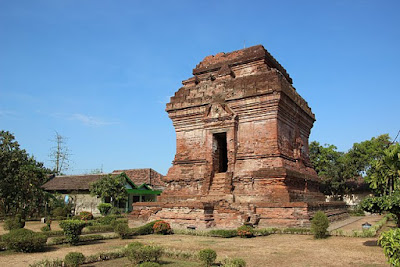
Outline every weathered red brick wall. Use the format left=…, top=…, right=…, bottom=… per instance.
left=130, top=45, right=347, bottom=228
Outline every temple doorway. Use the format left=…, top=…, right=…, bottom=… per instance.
left=213, top=132, right=228, bottom=173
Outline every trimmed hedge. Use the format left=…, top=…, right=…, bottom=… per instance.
left=126, top=244, right=163, bottom=265
left=95, top=215, right=121, bottom=225
left=49, top=234, right=116, bottom=245
left=42, top=230, right=64, bottom=237
left=114, top=220, right=162, bottom=239
left=29, top=258, right=63, bottom=267
left=2, top=228, right=47, bottom=252
left=85, top=224, right=114, bottom=233
left=131, top=220, right=160, bottom=235
left=209, top=229, right=238, bottom=238
left=114, top=223, right=131, bottom=239
left=59, top=220, right=87, bottom=245
left=237, top=225, right=254, bottom=238
left=222, top=258, right=247, bottom=267
left=153, top=220, right=172, bottom=235
left=64, top=252, right=85, bottom=267
left=199, top=248, right=217, bottom=267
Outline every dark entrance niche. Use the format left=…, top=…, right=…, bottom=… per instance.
left=213, top=132, right=228, bottom=173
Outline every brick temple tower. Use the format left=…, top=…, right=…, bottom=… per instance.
left=131, top=45, right=346, bottom=228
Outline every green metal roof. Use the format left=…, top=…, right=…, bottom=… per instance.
left=126, top=189, right=162, bottom=195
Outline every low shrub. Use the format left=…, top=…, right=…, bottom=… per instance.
left=29, top=258, right=63, bottom=267
left=42, top=230, right=64, bottom=237
left=131, top=220, right=160, bottom=235
left=59, top=220, right=87, bottom=245
left=110, top=218, right=129, bottom=229
left=48, top=236, right=67, bottom=245
left=98, top=203, right=113, bottom=216
left=139, top=262, right=161, bottom=267
left=125, top=241, right=144, bottom=252
left=79, top=211, right=94, bottom=221
left=96, top=214, right=120, bottom=225
left=163, top=247, right=198, bottom=261
left=209, top=229, right=238, bottom=238
left=3, top=214, right=25, bottom=230
left=85, top=224, right=114, bottom=233
left=49, top=234, right=114, bottom=245
left=79, top=234, right=106, bottom=242
left=222, top=257, right=247, bottom=267
left=379, top=228, right=400, bottom=267
left=96, top=250, right=125, bottom=261
left=311, top=211, right=329, bottom=239
left=83, top=250, right=125, bottom=263
left=126, top=244, right=163, bottom=265
left=198, top=248, right=217, bottom=267
left=153, top=220, right=172, bottom=235
left=64, top=252, right=85, bottom=267
left=114, top=222, right=131, bottom=239
left=254, top=228, right=277, bottom=236
left=2, top=228, right=47, bottom=252
left=237, top=225, right=254, bottom=238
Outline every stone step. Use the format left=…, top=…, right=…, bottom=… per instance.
left=209, top=173, right=227, bottom=193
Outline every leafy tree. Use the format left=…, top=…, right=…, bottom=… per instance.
left=309, top=135, right=393, bottom=197
left=361, top=143, right=400, bottom=226
left=366, top=143, right=400, bottom=195
left=89, top=173, right=128, bottom=205
left=361, top=192, right=400, bottom=227
left=379, top=228, right=400, bottom=266
left=0, top=130, right=50, bottom=217
left=309, top=141, right=347, bottom=196
left=345, top=134, right=391, bottom=179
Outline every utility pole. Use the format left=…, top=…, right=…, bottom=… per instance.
left=49, top=131, right=71, bottom=175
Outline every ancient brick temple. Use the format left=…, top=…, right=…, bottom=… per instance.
left=131, top=45, right=346, bottom=228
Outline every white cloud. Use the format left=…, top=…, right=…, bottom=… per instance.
left=0, top=110, right=17, bottom=118
left=69, top=113, right=117, bottom=126
left=51, top=113, right=118, bottom=127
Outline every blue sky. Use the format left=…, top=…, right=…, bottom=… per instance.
left=1, top=0, right=399, bottom=175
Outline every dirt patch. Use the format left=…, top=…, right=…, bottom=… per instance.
left=131, top=234, right=388, bottom=267
left=0, top=230, right=389, bottom=266
left=0, top=238, right=134, bottom=267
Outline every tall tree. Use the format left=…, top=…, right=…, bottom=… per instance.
left=366, top=143, right=400, bottom=196
left=309, top=141, right=347, bottom=196
left=309, top=134, right=393, bottom=197
left=345, top=134, right=391, bottom=179
left=49, top=132, right=71, bottom=175
left=89, top=173, right=129, bottom=205
left=0, top=130, right=50, bottom=217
